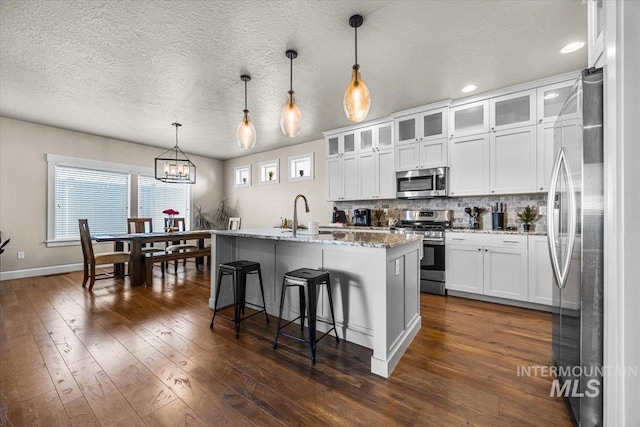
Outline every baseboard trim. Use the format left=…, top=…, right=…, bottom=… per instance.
left=0, top=263, right=84, bottom=281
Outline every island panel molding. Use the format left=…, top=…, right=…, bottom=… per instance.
left=209, top=228, right=423, bottom=377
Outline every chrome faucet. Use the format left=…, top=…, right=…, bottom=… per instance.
left=292, top=194, right=310, bottom=237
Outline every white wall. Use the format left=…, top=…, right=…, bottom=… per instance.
left=603, top=0, right=640, bottom=424
left=0, top=117, right=224, bottom=274
left=620, top=0, right=640, bottom=423
left=222, top=138, right=333, bottom=228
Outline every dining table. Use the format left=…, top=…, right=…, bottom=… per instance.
left=93, top=230, right=212, bottom=286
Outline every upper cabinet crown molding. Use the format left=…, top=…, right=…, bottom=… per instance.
left=390, top=99, right=452, bottom=119
left=322, top=116, right=394, bottom=137
left=450, top=70, right=582, bottom=108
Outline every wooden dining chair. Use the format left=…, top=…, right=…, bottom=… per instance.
left=164, top=217, right=198, bottom=273
left=78, top=219, right=130, bottom=291
left=127, top=217, right=165, bottom=274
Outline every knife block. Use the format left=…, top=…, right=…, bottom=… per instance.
left=492, top=213, right=504, bottom=230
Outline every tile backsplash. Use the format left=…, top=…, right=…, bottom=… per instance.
left=335, top=193, right=548, bottom=232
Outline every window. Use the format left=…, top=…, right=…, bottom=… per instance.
left=53, top=166, right=130, bottom=239
left=234, top=165, right=251, bottom=187
left=47, top=154, right=192, bottom=246
left=138, top=175, right=190, bottom=232
left=258, top=159, right=279, bottom=185
left=288, top=153, right=314, bottom=181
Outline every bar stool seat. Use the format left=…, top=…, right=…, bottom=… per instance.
left=210, top=260, right=269, bottom=338
left=273, top=268, right=339, bottom=365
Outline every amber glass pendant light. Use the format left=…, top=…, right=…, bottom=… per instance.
left=343, top=14, right=371, bottom=122
left=236, top=75, right=256, bottom=149
left=280, top=49, right=302, bottom=137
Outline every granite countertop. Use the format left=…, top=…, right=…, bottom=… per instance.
left=320, top=224, right=391, bottom=231
left=447, top=228, right=547, bottom=236
left=211, top=227, right=422, bottom=249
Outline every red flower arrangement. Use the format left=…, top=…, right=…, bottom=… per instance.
left=162, top=209, right=179, bottom=215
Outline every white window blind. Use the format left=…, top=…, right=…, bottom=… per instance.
left=54, top=166, right=129, bottom=239
left=138, top=175, right=190, bottom=232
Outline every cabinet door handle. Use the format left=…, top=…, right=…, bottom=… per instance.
left=540, top=187, right=544, bottom=190
left=485, top=249, right=488, bottom=252
left=451, top=238, right=465, bottom=241
left=477, top=248, right=481, bottom=251
left=491, top=190, right=495, bottom=193
left=503, top=240, right=519, bottom=244
left=539, top=119, right=543, bottom=123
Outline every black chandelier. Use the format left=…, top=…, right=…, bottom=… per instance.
left=155, top=123, right=196, bottom=184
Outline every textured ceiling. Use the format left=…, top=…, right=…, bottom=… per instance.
left=0, top=0, right=587, bottom=160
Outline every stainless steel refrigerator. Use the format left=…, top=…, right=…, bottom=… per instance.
left=547, top=68, right=604, bottom=426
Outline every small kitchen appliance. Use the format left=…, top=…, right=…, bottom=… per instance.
left=332, top=207, right=347, bottom=223
left=352, top=208, right=371, bottom=226
left=394, top=210, right=451, bottom=295
left=396, top=167, right=447, bottom=199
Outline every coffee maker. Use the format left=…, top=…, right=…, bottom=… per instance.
left=353, top=209, right=371, bottom=226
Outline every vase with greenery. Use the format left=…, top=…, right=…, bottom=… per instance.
left=268, top=170, right=274, bottom=181
left=213, top=198, right=237, bottom=229
left=373, top=208, right=385, bottom=227
left=193, top=205, right=215, bottom=230
left=516, top=205, right=539, bottom=231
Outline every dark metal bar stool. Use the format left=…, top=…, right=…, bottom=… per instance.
left=210, top=260, right=269, bottom=338
left=273, top=268, right=339, bottom=364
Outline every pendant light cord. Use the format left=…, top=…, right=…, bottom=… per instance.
left=354, top=24, right=358, bottom=66
left=244, top=79, right=248, bottom=111
left=290, top=55, right=293, bottom=93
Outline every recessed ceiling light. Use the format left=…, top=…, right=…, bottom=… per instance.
left=461, top=84, right=477, bottom=93
left=544, top=92, right=559, bottom=100
left=560, top=41, right=585, bottom=54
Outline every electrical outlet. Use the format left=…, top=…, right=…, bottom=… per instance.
left=17, top=251, right=25, bottom=259
left=395, top=259, right=400, bottom=276
left=383, top=208, right=389, bottom=215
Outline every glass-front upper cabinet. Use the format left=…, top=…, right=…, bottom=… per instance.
left=419, top=107, right=447, bottom=141
left=450, top=100, right=489, bottom=138
left=489, top=89, right=536, bottom=131
left=325, top=131, right=357, bottom=158
left=395, top=114, right=418, bottom=145
left=537, top=80, right=577, bottom=124
left=376, top=122, right=393, bottom=150
left=358, top=127, right=374, bottom=151
left=395, top=107, right=447, bottom=144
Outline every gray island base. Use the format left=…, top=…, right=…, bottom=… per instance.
left=209, top=228, right=423, bottom=377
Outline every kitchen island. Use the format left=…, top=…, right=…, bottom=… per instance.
left=209, top=228, right=423, bottom=377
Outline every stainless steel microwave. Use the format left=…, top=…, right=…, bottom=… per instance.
left=396, top=167, right=447, bottom=199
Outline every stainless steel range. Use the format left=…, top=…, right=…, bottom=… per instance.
left=394, top=210, right=452, bottom=295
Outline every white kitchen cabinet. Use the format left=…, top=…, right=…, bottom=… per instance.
left=357, top=121, right=395, bottom=199
left=358, top=147, right=394, bottom=199
left=536, top=80, right=576, bottom=124
left=446, top=243, right=484, bottom=294
left=489, top=89, right=537, bottom=132
left=587, top=0, right=604, bottom=67
left=326, top=131, right=357, bottom=159
left=326, top=154, right=357, bottom=201
left=395, top=137, right=447, bottom=171
left=483, top=243, right=528, bottom=302
left=449, top=100, right=489, bottom=138
left=490, top=125, right=537, bottom=194
left=536, top=121, right=555, bottom=192
left=448, top=133, right=490, bottom=196
left=446, top=233, right=528, bottom=302
left=528, top=235, right=553, bottom=305
left=395, top=107, right=448, bottom=145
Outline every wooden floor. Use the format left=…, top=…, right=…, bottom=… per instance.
left=0, top=265, right=574, bottom=426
